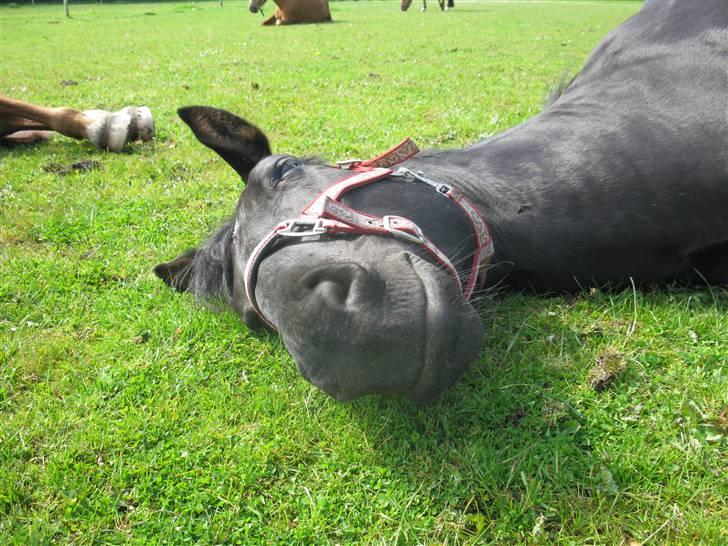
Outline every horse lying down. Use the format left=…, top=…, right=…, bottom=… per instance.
left=156, top=0, right=727, bottom=403
left=0, top=94, right=154, bottom=152
left=248, top=0, right=332, bottom=26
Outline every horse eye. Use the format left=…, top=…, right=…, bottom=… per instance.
left=275, top=158, right=301, bottom=185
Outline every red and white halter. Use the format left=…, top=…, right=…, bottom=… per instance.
left=243, top=139, right=494, bottom=330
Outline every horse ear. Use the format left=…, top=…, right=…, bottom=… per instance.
left=154, top=249, right=198, bottom=292
left=178, top=106, right=271, bottom=181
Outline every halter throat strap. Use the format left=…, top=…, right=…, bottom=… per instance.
left=243, top=139, right=493, bottom=330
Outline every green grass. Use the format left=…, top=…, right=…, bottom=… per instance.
left=1, top=1, right=726, bottom=543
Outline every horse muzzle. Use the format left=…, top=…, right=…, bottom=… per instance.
left=248, top=0, right=266, bottom=14
left=255, top=249, right=484, bottom=403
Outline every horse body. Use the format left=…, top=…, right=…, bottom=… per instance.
left=158, top=0, right=727, bottom=402
left=0, top=94, right=153, bottom=152
left=422, top=0, right=727, bottom=290
left=249, top=0, right=331, bottom=26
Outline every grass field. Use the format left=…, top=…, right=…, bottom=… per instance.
left=1, top=1, right=726, bottom=543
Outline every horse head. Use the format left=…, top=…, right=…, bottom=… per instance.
left=155, top=106, right=486, bottom=403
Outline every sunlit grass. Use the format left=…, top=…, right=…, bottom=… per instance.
left=1, top=1, right=725, bottom=543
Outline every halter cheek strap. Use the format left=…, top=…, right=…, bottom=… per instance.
left=243, top=139, right=494, bottom=330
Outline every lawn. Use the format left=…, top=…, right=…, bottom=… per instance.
left=1, top=1, right=726, bottom=543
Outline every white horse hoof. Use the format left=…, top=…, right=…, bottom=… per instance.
left=121, top=106, right=155, bottom=142
left=83, top=106, right=154, bottom=152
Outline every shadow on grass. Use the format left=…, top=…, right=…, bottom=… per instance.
left=336, top=284, right=724, bottom=529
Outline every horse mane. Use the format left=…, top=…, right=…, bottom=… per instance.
left=187, top=217, right=236, bottom=306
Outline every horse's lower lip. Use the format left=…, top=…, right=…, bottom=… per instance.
left=405, top=253, right=484, bottom=403
left=249, top=6, right=259, bottom=13
left=408, top=255, right=449, bottom=391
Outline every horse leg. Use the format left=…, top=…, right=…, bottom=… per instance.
left=0, top=113, right=51, bottom=146
left=421, top=0, right=427, bottom=12
left=274, top=6, right=285, bottom=25
left=0, top=95, right=153, bottom=152
left=0, top=113, right=48, bottom=137
left=438, top=0, right=445, bottom=11
left=0, top=95, right=89, bottom=139
left=1, top=130, right=52, bottom=146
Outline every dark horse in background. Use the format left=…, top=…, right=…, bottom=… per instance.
left=402, top=0, right=454, bottom=12
left=156, top=0, right=727, bottom=403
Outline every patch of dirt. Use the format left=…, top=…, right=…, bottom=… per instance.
left=588, top=349, right=626, bottom=391
left=714, top=406, right=728, bottom=434
left=43, top=159, right=101, bottom=176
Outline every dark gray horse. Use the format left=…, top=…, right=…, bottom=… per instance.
left=156, top=0, right=727, bottom=403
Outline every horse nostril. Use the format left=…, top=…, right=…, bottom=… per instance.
left=307, top=277, right=350, bottom=307
left=298, top=263, right=383, bottom=310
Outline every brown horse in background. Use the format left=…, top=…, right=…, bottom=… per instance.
left=248, top=0, right=332, bottom=26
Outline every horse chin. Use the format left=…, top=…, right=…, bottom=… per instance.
left=254, top=249, right=484, bottom=403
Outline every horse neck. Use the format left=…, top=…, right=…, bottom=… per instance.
left=410, top=108, right=630, bottom=274
left=412, top=114, right=569, bottom=232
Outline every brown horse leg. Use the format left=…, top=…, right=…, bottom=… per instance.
left=0, top=94, right=91, bottom=140
left=261, top=8, right=279, bottom=25
left=1, top=129, right=52, bottom=146
left=0, top=114, right=49, bottom=137
left=0, top=113, right=52, bottom=146
left=0, top=95, right=153, bottom=152
left=438, top=0, right=445, bottom=11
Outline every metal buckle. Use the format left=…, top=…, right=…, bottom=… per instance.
left=336, top=159, right=364, bottom=169
left=277, top=218, right=327, bottom=237
left=382, top=215, right=425, bottom=244
left=393, top=167, right=452, bottom=195
left=391, top=167, right=416, bottom=182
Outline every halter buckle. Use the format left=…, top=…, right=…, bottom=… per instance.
left=382, top=215, right=425, bottom=244
left=277, top=218, right=327, bottom=237
left=393, top=167, right=452, bottom=196
left=336, top=159, right=364, bottom=170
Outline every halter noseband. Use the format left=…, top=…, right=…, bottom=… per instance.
left=243, top=138, right=494, bottom=330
